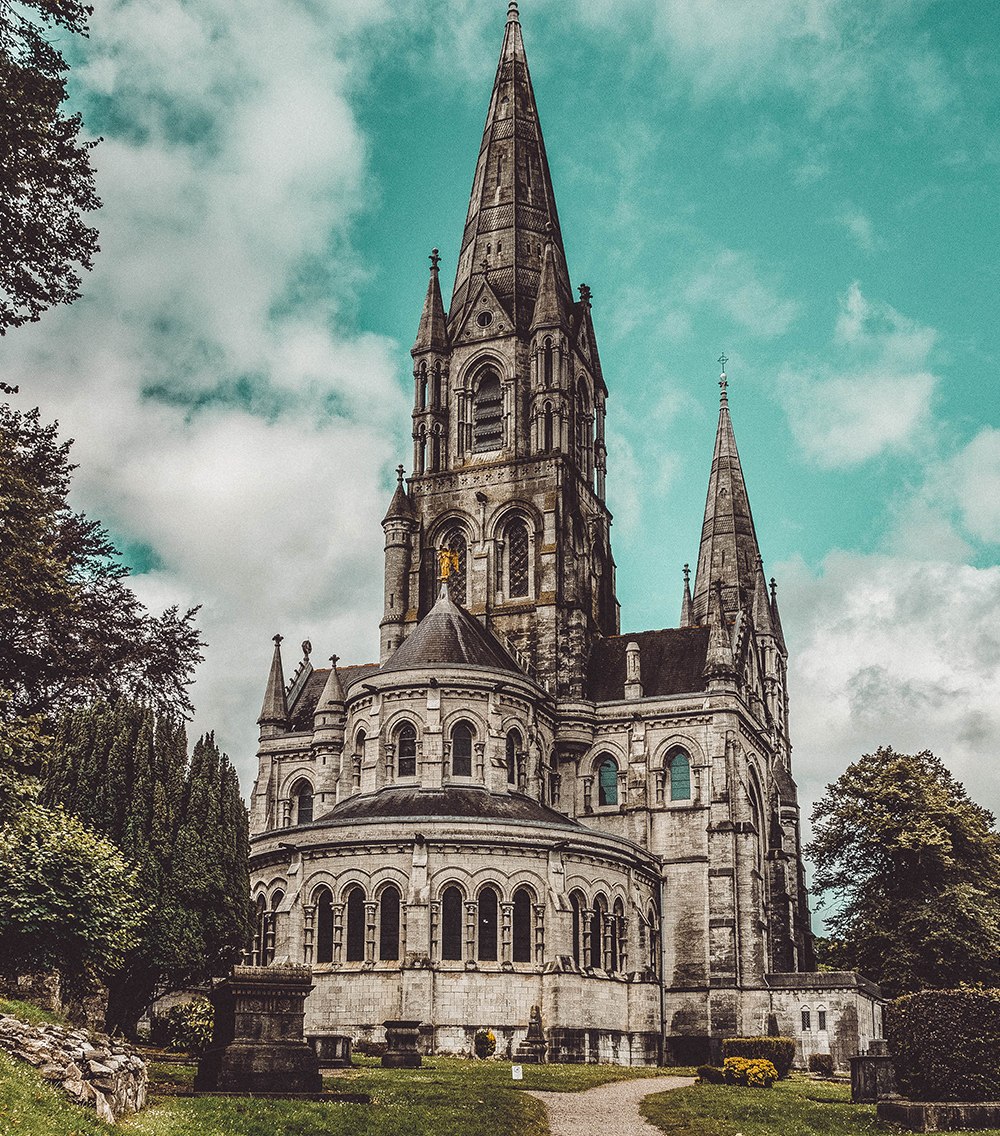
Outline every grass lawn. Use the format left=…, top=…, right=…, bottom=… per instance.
left=0, top=997, right=67, bottom=1026
left=641, top=1075, right=1000, bottom=1136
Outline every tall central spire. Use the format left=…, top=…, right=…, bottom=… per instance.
left=447, top=3, right=573, bottom=335
left=691, top=365, right=763, bottom=624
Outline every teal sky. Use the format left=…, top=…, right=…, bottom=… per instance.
left=3, top=1, right=1000, bottom=911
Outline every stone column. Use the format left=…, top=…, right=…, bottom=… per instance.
left=365, top=902, right=378, bottom=964
left=302, top=904, right=315, bottom=965
left=582, top=909, right=594, bottom=969
left=465, top=902, right=478, bottom=964
left=501, top=902, right=513, bottom=965
left=583, top=775, right=594, bottom=814
left=430, top=901, right=441, bottom=961
left=533, top=903, right=545, bottom=964
left=332, top=903, right=344, bottom=967
left=475, top=741, right=486, bottom=781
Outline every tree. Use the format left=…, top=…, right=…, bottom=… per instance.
left=0, top=0, right=101, bottom=332
left=806, top=747, right=1000, bottom=997
left=42, top=702, right=251, bottom=1034
left=0, top=692, right=143, bottom=990
left=0, top=400, right=204, bottom=718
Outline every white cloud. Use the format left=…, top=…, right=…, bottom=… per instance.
left=833, top=208, right=878, bottom=251
left=947, top=426, right=1000, bottom=545
left=777, top=552, right=1000, bottom=827
left=779, top=283, right=937, bottom=468
left=679, top=248, right=799, bottom=339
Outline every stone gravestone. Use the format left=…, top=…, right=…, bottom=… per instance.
left=194, top=964, right=322, bottom=1094
left=382, top=1020, right=422, bottom=1068
left=850, top=1039, right=897, bottom=1103
left=515, top=1005, right=548, bottom=1064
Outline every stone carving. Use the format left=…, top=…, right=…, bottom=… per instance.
left=515, top=1005, right=547, bottom=1064
left=382, top=1020, right=422, bottom=1068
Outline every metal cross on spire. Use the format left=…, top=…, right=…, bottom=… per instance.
left=718, top=353, right=729, bottom=400
left=429, top=248, right=440, bottom=271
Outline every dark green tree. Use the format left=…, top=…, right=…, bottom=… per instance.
left=1, top=0, right=101, bottom=332
left=0, top=401, right=204, bottom=717
left=806, top=747, right=1000, bottom=997
left=42, top=703, right=251, bottom=1034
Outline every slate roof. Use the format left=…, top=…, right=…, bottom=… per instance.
left=320, top=785, right=582, bottom=829
left=288, top=663, right=380, bottom=730
left=380, top=586, right=522, bottom=675
left=587, top=627, right=710, bottom=702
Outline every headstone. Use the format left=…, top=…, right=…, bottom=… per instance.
left=194, top=964, right=322, bottom=1094
left=515, top=1005, right=548, bottom=1065
left=308, top=1034, right=352, bottom=1068
left=850, top=1039, right=897, bottom=1103
left=382, top=1020, right=422, bottom=1068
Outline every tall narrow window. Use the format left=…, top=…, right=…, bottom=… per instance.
left=397, top=724, right=417, bottom=778
left=543, top=402, right=553, bottom=451
left=252, top=895, right=267, bottom=964
left=316, top=888, right=333, bottom=964
left=512, top=888, right=532, bottom=963
left=506, top=729, right=521, bottom=785
left=441, top=531, right=468, bottom=605
left=346, top=886, right=365, bottom=962
left=802, top=1009, right=811, bottom=1031
left=431, top=426, right=442, bottom=472
left=431, top=365, right=441, bottom=409
left=379, top=886, right=400, bottom=961
left=441, top=886, right=463, bottom=960
left=417, top=364, right=426, bottom=409
left=669, top=751, right=691, bottom=801
left=265, top=891, right=283, bottom=966
left=598, top=758, right=618, bottom=806
left=571, top=892, right=583, bottom=965
left=543, top=338, right=553, bottom=386
left=589, top=904, right=603, bottom=969
left=507, top=521, right=528, bottom=598
left=478, top=887, right=499, bottom=961
left=647, top=905, right=659, bottom=977
left=292, top=778, right=313, bottom=825
left=473, top=369, right=503, bottom=451
left=452, top=722, right=473, bottom=777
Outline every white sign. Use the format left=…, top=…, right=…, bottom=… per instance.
left=512, top=1065, right=523, bottom=1080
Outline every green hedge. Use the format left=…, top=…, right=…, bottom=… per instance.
left=721, top=1037, right=796, bottom=1079
left=885, top=988, right=1000, bottom=1102
left=808, top=1053, right=834, bottom=1078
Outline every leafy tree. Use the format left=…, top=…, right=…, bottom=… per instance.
left=0, top=400, right=204, bottom=717
left=0, top=692, right=143, bottom=989
left=1, top=0, right=101, bottom=332
left=807, top=747, right=1000, bottom=997
left=42, top=702, right=251, bottom=1034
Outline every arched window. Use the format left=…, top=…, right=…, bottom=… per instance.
left=291, top=778, right=313, bottom=825
left=577, top=384, right=591, bottom=469
left=441, top=530, right=468, bottom=605
left=379, top=886, right=400, bottom=961
left=506, top=729, right=521, bottom=785
left=416, top=427, right=426, bottom=475
left=478, top=886, right=499, bottom=961
left=543, top=338, right=553, bottom=386
left=507, top=520, right=529, bottom=598
left=669, top=751, right=691, bottom=801
left=570, top=892, right=584, bottom=965
left=315, top=887, right=333, bottom=964
left=431, top=425, right=442, bottom=472
left=543, top=401, right=553, bottom=451
left=397, top=724, right=416, bottom=778
left=512, top=887, right=532, bottom=963
left=431, top=363, right=442, bottom=409
left=589, top=901, right=604, bottom=970
left=417, top=362, right=427, bottom=409
left=473, top=369, right=503, bottom=452
left=647, top=904, right=660, bottom=978
left=441, top=886, right=463, bottom=961
left=598, top=758, right=618, bottom=807
left=452, top=722, right=473, bottom=778
left=345, top=886, right=365, bottom=962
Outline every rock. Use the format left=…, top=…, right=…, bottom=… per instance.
left=93, top=1087, right=115, bottom=1124
left=88, top=1060, right=113, bottom=1075
left=64, top=1062, right=82, bottom=1079
left=63, top=1079, right=88, bottom=1102
left=40, top=1063, right=67, bottom=1080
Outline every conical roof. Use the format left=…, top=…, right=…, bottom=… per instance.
left=691, top=371, right=763, bottom=624
left=381, top=466, right=414, bottom=525
left=447, top=2, right=574, bottom=336
left=412, top=248, right=449, bottom=355
left=530, top=235, right=564, bottom=330
left=381, top=583, right=522, bottom=675
left=258, top=635, right=288, bottom=727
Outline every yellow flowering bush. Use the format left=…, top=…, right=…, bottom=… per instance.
left=474, top=1028, right=497, bottom=1058
left=724, top=1056, right=777, bottom=1088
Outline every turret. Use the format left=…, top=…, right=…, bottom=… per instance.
left=680, top=563, right=693, bottom=628
left=412, top=249, right=449, bottom=475
left=257, top=634, right=288, bottom=739
left=703, top=581, right=736, bottom=689
left=381, top=466, right=416, bottom=663
left=313, top=654, right=346, bottom=801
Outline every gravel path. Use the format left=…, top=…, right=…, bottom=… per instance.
left=525, top=1074, right=696, bottom=1136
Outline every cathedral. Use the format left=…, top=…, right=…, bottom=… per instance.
left=247, top=2, right=881, bottom=1068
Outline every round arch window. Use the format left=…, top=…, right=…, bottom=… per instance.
left=477, top=310, right=493, bottom=327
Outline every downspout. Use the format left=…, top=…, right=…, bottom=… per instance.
left=659, top=875, right=668, bottom=1065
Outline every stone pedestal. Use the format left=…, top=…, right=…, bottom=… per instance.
left=850, top=1039, right=897, bottom=1103
left=308, top=1034, right=352, bottom=1068
left=382, top=1020, right=422, bottom=1068
left=515, top=1005, right=548, bottom=1064
left=194, top=965, right=322, bottom=1094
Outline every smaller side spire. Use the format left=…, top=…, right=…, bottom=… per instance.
left=530, top=233, right=564, bottom=331
left=751, top=557, right=775, bottom=637
left=258, top=634, right=288, bottom=734
left=412, top=248, right=449, bottom=356
left=770, top=577, right=788, bottom=654
left=703, top=581, right=736, bottom=686
left=316, top=654, right=345, bottom=711
left=382, top=464, right=415, bottom=524
left=680, top=563, right=693, bottom=628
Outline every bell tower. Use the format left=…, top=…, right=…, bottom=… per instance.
left=382, top=2, right=618, bottom=696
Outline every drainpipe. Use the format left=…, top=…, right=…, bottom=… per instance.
left=659, top=876, right=668, bottom=1065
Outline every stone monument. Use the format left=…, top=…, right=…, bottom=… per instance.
left=194, top=964, right=322, bottom=1094
left=515, top=1005, right=548, bottom=1064
left=381, top=1020, right=422, bottom=1068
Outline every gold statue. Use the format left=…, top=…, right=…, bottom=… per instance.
left=439, top=546, right=460, bottom=581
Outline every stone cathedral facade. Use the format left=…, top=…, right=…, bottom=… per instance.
left=247, top=4, right=880, bottom=1067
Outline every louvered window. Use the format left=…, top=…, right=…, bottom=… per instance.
left=473, top=370, right=503, bottom=451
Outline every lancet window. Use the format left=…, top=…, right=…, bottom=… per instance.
left=597, top=757, right=618, bottom=807
left=512, top=887, right=532, bottom=963
left=315, top=887, right=333, bottom=964
left=345, top=885, right=365, bottom=962
left=669, top=750, right=691, bottom=801
left=291, top=777, right=313, bottom=825
left=478, top=886, right=499, bottom=961
left=441, top=886, right=463, bottom=960
left=451, top=721, right=474, bottom=777
left=473, top=368, right=503, bottom=452
left=505, top=729, right=521, bottom=785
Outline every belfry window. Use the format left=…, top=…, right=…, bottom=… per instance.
left=452, top=722, right=473, bottom=777
left=441, top=886, right=463, bottom=960
left=507, top=520, right=529, bottom=597
left=478, top=887, right=499, bottom=961
left=598, top=758, right=618, bottom=806
left=345, top=886, right=365, bottom=962
left=379, top=886, right=400, bottom=961
left=315, top=887, right=333, bottom=964
left=513, top=888, right=532, bottom=963
left=543, top=401, right=554, bottom=451
left=397, top=723, right=416, bottom=778
left=669, top=751, right=691, bottom=801
left=543, top=337, right=553, bottom=386
left=473, top=369, right=503, bottom=451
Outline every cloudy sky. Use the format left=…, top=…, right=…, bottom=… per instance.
left=4, top=1, right=999, bottom=897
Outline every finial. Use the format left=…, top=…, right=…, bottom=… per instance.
left=396, top=464, right=405, bottom=485
left=302, top=640, right=312, bottom=658
left=718, top=353, right=729, bottom=401
left=329, top=654, right=339, bottom=668
left=429, top=248, right=440, bottom=272
left=507, top=1, right=519, bottom=23
left=272, top=633, right=283, bottom=646
left=770, top=576, right=777, bottom=600
left=683, top=563, right=690, bottom=584
left=579, top=283, right=592, bottom=306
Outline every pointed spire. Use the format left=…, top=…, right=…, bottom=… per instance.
left=258, top=634, right=288, bottom=729
left=680, top=563, right=693, bottom=628
left=382, top=465, right=414, bottom=525
left=412, top=248, right=449, bottom=355
left=447, top=3, right=574, bottom=335
left=530, top=231, right=564, bottom=330
left=703, top=581, right=736, bottom=684
left=691, top=361, right=763, bottom=625
left=316, top=654, right=345, bottom=711
left=751, top=557, right=775, bottom=637
left=770, top=576, right=788, bottom=654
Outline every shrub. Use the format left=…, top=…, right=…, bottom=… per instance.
left=697, top=1064, right=726, bottom=1084
left=886, top=988, right=1000, bottom=1102
left=352, top=1039, right=387, bottom=1057
left=474, top=1028, right=496, bottom=1058
left=721, top=1037, right=795, bottom=1079
left=808, top=1053, right=835, bottom=1078
left=724, top=1056, right=777, bottom=1088
left=161, top=996, right=214, bottom=1055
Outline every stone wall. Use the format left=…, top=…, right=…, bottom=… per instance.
left=0, top=1013, right=147, bottom=1123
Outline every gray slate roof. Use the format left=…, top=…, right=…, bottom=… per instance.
left=321, top=785, right=581, bottom=828
left=587, top=627, right=709, bottom=702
